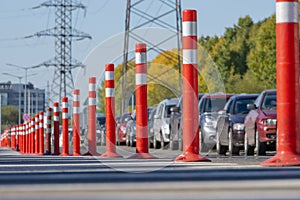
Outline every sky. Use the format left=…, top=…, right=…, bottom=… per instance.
left=0, top=0, right=275, bottom=91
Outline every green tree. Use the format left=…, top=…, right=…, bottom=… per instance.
left=1, top=105, right=19, bottom=131
left=247, top=15, right=276, bottom=89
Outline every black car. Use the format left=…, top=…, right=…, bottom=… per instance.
left=215, top=94, right=258, bottom=155
left=169, top=94, right=204, bottom=150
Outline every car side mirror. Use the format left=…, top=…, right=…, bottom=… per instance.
left=170, top=106, right=180, bottom=112
left=154, top=114, right=160, bottom=119
left=247, top=103, right=256, bottom=110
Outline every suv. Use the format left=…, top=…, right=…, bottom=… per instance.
left=244, top=89, right=277, bottom=155
left=153, top=98, right=179, bottom=149
left=199, top=93, right=234, bottom=152
left=169, top=94, right=204, bottom=150
left=215, top=94, right=258, bottom=155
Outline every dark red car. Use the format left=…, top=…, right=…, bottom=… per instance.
left=244, top=89, right=277, bottom=155
left=116, top=112, right=131, bottom=145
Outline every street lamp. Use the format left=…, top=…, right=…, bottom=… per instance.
left=2, top=73, right=22, bottom=124
left=6, top=63, right=37, bottom=115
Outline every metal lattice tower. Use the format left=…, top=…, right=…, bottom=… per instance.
left=33, top=0, right=91, bottom=106
left=122, top=0, right=182, bottom=114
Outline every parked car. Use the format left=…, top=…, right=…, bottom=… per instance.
left=126, top=112, right=136, bottom=147
left=96, top=113, right=106, bottom=146
left=126, top=107, right=155, bottom=147
left=199, top=93, right=234, bottom=152
left=244, top=89, right=277, bottom=155
left=148, top=106, right=157, bottom=148
left=215, top=94, right=259, bottom=155
left=153, top=98, right=179, bottom=149
left=169, top=94, right=204, bottom=150
left=116, top=112, right=131, bottom=145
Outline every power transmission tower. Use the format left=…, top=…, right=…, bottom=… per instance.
left=32, top=0, right=91, bottom=106
left=122, top=0, right=182, bottom=114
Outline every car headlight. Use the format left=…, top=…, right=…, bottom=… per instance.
left=265, top=119, right=277, bottom=126
left=233, top=123, right=244, bottom=131
left=203, top=116, right=216, bottom=128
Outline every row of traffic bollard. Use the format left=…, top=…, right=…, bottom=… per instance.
left=0, top=9, right=206, bottom=160
left=1, top=6, right=299, bottom=166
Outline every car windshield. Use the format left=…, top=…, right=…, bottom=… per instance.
left=164, top=105, right=176, bottom=118
left=261, top=93, right=277, bottom=110
left=204, top=98, right=229, bottom=113
left=234, top=99, right=256, bottom=114
left=97, top=117, right=106, bottom=125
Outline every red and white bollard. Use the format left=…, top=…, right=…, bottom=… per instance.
left=45, top=107, right=52, bottom=155
left=72, top=89, right=81, bottom=156
left=35, top=114, right=39, bottom=154
left=11, top=126, right=16, bottom=150
left=20, top=124, right=24, bottom=153
left=175, top=10, right=210, bottom=162
left=15, top=125, right=19, bottom=151
left=31, top=118, right=35, bottom=154
left=84, top=77, right=100, bottom=156
left=101, top=64, right=122, bottom=158
left=53, top=102, right=60, bottom=155
left=25, top=121, right=29, bottom=154
left=38, top=112, right=44, bottom=155
left=261, top=0, right=300, bottom=166
left=129, top=43, right=156, bottom=159
left=60, top=97, right=70, bottom=156
left=27, top=121, right=30, bottom=153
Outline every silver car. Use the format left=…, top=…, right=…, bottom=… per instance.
left=153, top=98, right=179, bottom=149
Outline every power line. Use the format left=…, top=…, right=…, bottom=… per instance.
left=31, top=0, right=92, bottom=106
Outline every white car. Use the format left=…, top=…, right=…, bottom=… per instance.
left=153, top=98, right=179, bottom=149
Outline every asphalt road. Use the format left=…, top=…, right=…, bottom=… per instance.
left=0, top=147, right=300, bottom=200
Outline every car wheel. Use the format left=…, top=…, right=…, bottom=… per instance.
left=148, top=136, right=153, bottom=148
left=228, top=128, right=239, bottom=156
left=160, top=133, right=168, bottom=149
left=170, top=140, right=178, bottom=150
left=126, top=135, right=130, bottom=146
left=153, top=134, right=161, bottom=149
left=130, top=135, right=136, bottom=147
left=244, top=132, right=254, bottom=156
left=216, top=129, right=227, bottom=155
left=256, top=129, right=266, bottom=156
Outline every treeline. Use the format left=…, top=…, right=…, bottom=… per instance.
left=98, top=13, right=282, bottom=115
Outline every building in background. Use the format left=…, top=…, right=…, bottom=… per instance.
left=0, top=81, right=45, bottom=115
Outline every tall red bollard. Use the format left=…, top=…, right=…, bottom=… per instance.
left=129, top=43, right=156, bottom=159
left=175, top=10, right=210, bottom=162
left=15, top=126, right=19, bottom=151
left=261, top=0, right=300, bottom=166
left=38, top=112, right=44, bottom=155
left=28, top=121, right=30, bottom=153
left=31, top=119, right=35, bottom=154
left=25, top=121, right=29, bottom=154
left=11, top=126, right=16, bottom=150
left=101, top=64, right=122, bottom=158
left=60, top=97, right=70, bottom=156
left=53, top=102, right=60, bottom=155
left=84, top=77, right=100, bottom=156
left=20, top=124, right=25, bottom=153
left=72, top=89, right=81, bottom=156
left=35, top=114, right=39, bottom=154
left=45, top=108, right=52, bottom=155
